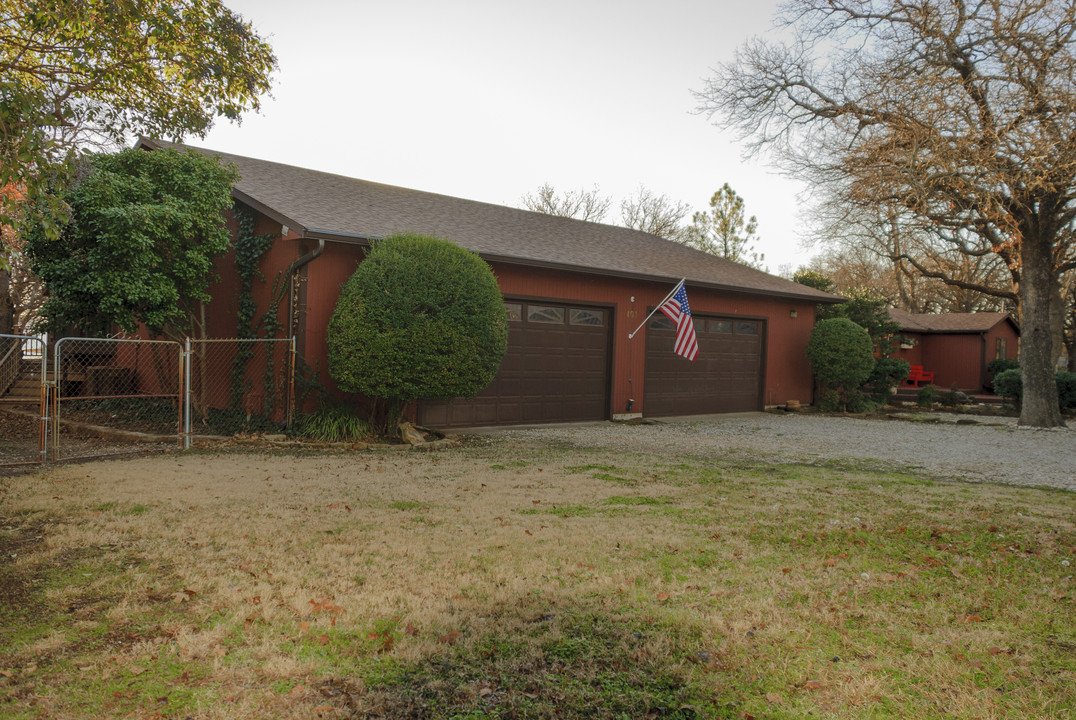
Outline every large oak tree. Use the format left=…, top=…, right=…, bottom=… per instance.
left=697, top=0, right=1076, bottom=427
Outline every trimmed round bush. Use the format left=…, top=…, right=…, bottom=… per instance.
left=807, top=318, right=875, bottom=386
left=328, top=233, right=508, bottom=428
left=992, top=368, right=1022, bottom=406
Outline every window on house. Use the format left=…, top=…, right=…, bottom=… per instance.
left=570, top=308, right=605, bottom=326
left=996, top=337, right=1007, bottom=359
left=735, top=321, right=760, bottom=335
left=527, top=305, right=565, bottom=324
left=505, top=303, right=522, bottom=322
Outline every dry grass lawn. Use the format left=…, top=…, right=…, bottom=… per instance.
left=0, top=431, right=1073, bottom=719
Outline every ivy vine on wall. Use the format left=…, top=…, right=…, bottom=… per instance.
left=230, top=203, right=286, bottom=415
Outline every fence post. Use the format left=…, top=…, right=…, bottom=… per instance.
left=288, top=337, right=296, bottom=429
left=184, top=338, right=192, bottom=450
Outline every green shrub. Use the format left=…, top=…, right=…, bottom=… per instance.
left=296, top=404, right=372, bottom=442
left=938, top=384, right=962, bottom=408
left=916, top=385, right=937, bottom=408
left=818, top=388, right=842, bottom=412
left=1055, top=371, right=1076, bottom=411
left=806, top=318, right=875, bottom=411
left=868, top=357, right=911, bottom=400
left=328, top=233, right=508, bottom=433
left=987, top=358, right=1019, bottom=375
left=992, top=368, right=1022, bottom=406
left=992, top=369, right=1076, bottom=412
left=843, top=387, right=873, bottom=413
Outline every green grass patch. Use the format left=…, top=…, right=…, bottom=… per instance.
left=357, top=608, right=718, bottom=719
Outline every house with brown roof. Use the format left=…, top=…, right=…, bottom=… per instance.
left=889, top=309, right=1020, bottom=392
left=138, top=138, right=841, bottom=427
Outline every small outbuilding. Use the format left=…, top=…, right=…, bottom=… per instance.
left=889, top=309, right=1020, bottom=392
left=138, top=139, right=842, bottom=427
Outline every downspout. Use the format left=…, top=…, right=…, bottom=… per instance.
left=286, top=237, right=325, bottom=340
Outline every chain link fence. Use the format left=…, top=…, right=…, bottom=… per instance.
left=2, top=336, right=297, bottom=463
left=0, top=334, right=48, bottom=466
left=52, top=337, right=183, bottom=461
left=184, top=338, right=294, bottom=444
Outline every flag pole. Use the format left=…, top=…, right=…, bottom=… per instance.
left=628, top=278, right=685, bottom=339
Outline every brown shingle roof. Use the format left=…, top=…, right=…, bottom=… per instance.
left=889, top=308, right=1018, bottom=334
left=139, top=138, right=840, bottom=303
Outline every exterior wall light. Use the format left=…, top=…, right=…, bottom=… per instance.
left=790, top=308, right=798, bottom=319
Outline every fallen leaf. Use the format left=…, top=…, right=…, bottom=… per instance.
left=803, top=680, right=825, bottom=691
left=439, top=630, right=461, bottom=645
left=404, top=622, right=419, bottom=636
left=299, top=621, right=310, bottom=632
left=129, top=666, right=146, bottom=676
left=318, top=634, right=330, bottom=645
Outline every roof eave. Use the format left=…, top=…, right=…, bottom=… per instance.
left=299, top=234, right=841, bottom=304
left=476, top=253, right=845, bottom=304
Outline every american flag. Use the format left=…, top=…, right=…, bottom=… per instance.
left=658, top=282, right=699, bottom=361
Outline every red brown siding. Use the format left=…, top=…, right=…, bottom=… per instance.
left=300, top=251, right=817, bottom=420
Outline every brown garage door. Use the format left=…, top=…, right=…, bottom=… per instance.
left=418, top=300, right=611, bottom=428
left=644, top=314, right=763, bottom=416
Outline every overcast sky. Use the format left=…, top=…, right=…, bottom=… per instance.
left=199, top=0, right=817, bottom=274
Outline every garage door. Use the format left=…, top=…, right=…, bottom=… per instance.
left=644, top=314, right=763, bottom=416
left=418, top=300, right=611, bottom=428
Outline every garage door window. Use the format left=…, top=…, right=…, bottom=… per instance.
left=570, top=308, right=605, bottom=326
left=650, top=315, right=674, bottom=330
left=736, top=321, right=759, bottom=335
left=528, top=305, right=565, bottom=324
left=505, top=302, right=522, bottom=321
left=710, top=319, right=732, bottom=334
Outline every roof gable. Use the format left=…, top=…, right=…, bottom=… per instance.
left=138, top=138, right=841, bottom=304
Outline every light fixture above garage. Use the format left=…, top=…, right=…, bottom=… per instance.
left=790, top=309, right=798, bottom=318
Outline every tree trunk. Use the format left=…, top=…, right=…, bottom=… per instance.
left=1018, top=232, right=1064, bottom=427
left=0, top=266, right=13, bottom=335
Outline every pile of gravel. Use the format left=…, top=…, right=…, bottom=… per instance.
left=489, top=413, right=1075, bottom=492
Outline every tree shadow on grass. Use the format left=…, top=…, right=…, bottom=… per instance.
left=348, top=597, right=724, bottom=720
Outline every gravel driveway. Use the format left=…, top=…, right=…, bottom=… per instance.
left=487, top=412, right=1076, bottom=492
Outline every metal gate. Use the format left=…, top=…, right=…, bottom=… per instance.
left=2, top=336, right=295, bottom=464
left=52, top=337, right=182, bottom=461
left=0, top=334, right=48, bottom=466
